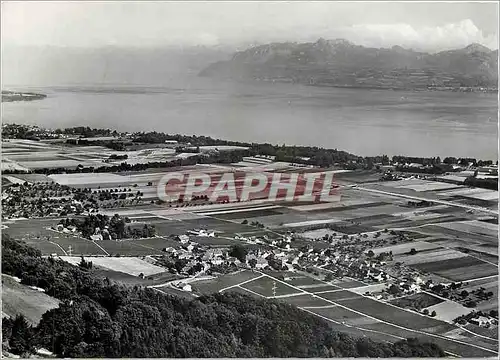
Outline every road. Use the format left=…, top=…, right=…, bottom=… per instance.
left=353, top=186, right=498, bottom=216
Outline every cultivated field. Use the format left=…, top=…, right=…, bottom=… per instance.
left=60, top=256, right=167, bottom=276
left=411, top=256, right=498, bottom=281
left=423, top=300, right=471, bottom=323
left=241, top=275, right=303, bottom=297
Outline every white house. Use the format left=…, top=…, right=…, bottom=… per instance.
left=90, top=234, right=103, bottom=241
left=255, top=257, right=269, bottom=269
left=177, top=234, right=190, bottom=244
left=470, top=316, right=491, bottom=327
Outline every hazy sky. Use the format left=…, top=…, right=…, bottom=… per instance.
left=2, top=1, right=499, bottom=51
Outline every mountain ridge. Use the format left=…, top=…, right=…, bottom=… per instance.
left=200, top=38, right=498, bottom=91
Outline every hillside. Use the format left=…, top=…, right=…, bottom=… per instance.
left=200, top=39, right=498, bottom=91
left=2, top=275, right=60, bottom=326
left=1, top=235, right=445, bottom=358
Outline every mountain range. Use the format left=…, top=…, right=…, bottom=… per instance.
left=199, top=39, right=498, bottom=91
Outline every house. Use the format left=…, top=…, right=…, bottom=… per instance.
left=255, top=257, right=269, bottom=269
left=470, top=316, right=491, bottom=327
left=261, top=251, right=271, bottom=259
left=188, top=229, right=215, bottom=237
left=90, top=234, right=103, bottom=241
left=174, top=282, right=192, bottom=292
left=226, top=256, right=240, bottom=265
left=246, top=253, right=269, bottom=269
left=163, top=247, right=177, bottom=254
left=177, top=234, right=190, bottom=244
left=203, top=248, right=224, bottom=260
left=177, top=249, right=191, bottom=260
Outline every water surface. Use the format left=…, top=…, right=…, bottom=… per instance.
left=2, top=76, right=497, bottom=159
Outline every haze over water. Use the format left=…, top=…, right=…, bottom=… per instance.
left=2, top=75, right=497, bottom=160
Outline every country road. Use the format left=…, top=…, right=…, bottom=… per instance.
left=353, top=186, right=498, bottom=216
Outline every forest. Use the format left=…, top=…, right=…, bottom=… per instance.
left=2, top=235, right=446, bottom=358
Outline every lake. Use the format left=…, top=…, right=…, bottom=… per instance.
left=2, top=76, right=498, bottom=159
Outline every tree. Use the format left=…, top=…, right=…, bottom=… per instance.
left=388, top=284, right=401, bottom=295
left=79, top=256, right=93, bottom=270
left=228, top=245, right=248, bottom=263
left=241, top=219, right=248, bottom=225
left=248, top=258, right=257, bottom=270
left=5, top=315, right=35, bottom=355
left=423, top=309, right=429, bottom=315
left=430, top=311, right=437, bottom=317
left=408, top=248, right=417, bottom=255
left=465, top=300, right=477, bottom=308
left=460, top=290, right=469, bottom=298
left=366, top=250, right=375, bottom=258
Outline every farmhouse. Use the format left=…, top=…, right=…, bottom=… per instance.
left=173, top=282, right=192, bottom=292
left=176, top=234, right=190, bottom=244
left=163, top=247, right=177, bottom=254
left=469, top=316, right=492, bottom=327
left=203, top=249, right=225, bottom=264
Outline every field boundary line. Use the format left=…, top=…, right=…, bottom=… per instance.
left=271, top=292, right=308, bottom=299
left=89, top=240, right=110, bottom=256
left=355, top=186, right=498, bottom=215
left=259, top=272, right=498, bottom=355
left=237, top=285, right=267, bottom=298
left=219, top=274, right=265, bottom=293
left=152, top=286, right=199, bottom=298
left=458, top=325, right=499, bottom=342
left=311, top=289, right=345, bottom=295
left=48, top=241, right=68, bottom=255
left=301, top=305, right=338, bottom=309
left=465, top=274, right=498, bottom=283
left=125, top=240, right=164, bottom=254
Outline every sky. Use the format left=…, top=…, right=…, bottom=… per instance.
left=2, top=1, right=499, bottom=52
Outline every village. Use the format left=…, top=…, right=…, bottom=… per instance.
left=2, top=134, right=499, bottom=358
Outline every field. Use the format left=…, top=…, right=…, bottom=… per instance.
left=389, top=292, right=444, bottom=310
left=3, top=219, right=108, bottom=255
left=60, top=256, right=167, bottom=276
left=436, top=220, right=498, bottom=238
left=394, top=248, right=468, bottom=265
left=423, top=300, right=472, bottom=323
left=242, top=276, right=303, bottom=297
left=371, top=240, right=441, bottom=256
left=411, top=256, right=498, bottom=281
left=335, top=296, right=451, bottom=330
left=358, top=322, right=496, bottom=357
left=3, top=154, right=498, bottom=358
left=460, top=276, right=498, bottom=312
left=193, top=270, right=262, bottom=294
left=196, top=269, right=498, bottom=357
left=2, top=275, right=60, bottom=325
